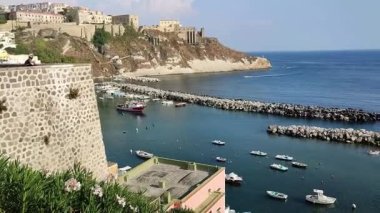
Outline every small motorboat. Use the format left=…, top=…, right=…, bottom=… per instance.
left=212, top=140, right=226, bottom=145
left=292, top=161, right=308, bottom=168
left=135, top=150, right=154, bottom=159
left=118, top=165, right=132, bottom=172
left=116, top=101, right=145, bottom=112
left=162, top=100, right=174, bottom=105
left=175, top=102, right=187, bottom=107
left=152, top=98, right=161, bottom=101
left=270, top=163, right=288, bottom=171
left=368, top=150, right=380, bottom=155
left=306, top=189, right=336, bottom=205
left=216, top=157, right=227, bottom=162
left=275, top=155, right=294, bottom=161
left=250, top=150, right=267, bottom=156
left=266, top=191, right=288, bottom=200
left=225, top=172, right=243, bottom=185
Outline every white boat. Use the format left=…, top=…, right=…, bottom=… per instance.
left=212, top=140, right=226, bottom=145
left=216, top=157, right=227, bottom=162
left=225, top=172, right=243, bottom=185
left=368, top=150, right=380, bottom=155
left=135, top=150, right=154, bottom=159
left=250, top=150, right=267, bottom=156
left=292, top=161, right=308, bottom=168
left=175, top=102, right=187, bottom=107
left=306, top=189, right=336, bottom=205
left=119, top=165, right=132, bottom=172
left=270, top=163, right=288, bottom=171
left=162, top=100, right=174, bottom=105
left=152, top=98, right=161, bottom=101
left=275, top=155, right=294, bottom=161
left=266, top=191, right=288, bottom=200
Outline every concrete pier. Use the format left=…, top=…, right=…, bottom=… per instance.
left=121, top=83, right=379, bottom=123
left=267, top=125, right=380, bottom=146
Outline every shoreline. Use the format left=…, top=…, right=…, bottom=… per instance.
left=119, top=57, right=271, bottom=77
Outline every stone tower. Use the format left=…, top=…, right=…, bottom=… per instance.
left=0, top=64, right=108, bottom=179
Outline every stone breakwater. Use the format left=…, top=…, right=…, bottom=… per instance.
left=267, top=125, right=380, bottom=146
left=118, top=75, right=160, bottom=83
left=121, top=83, right=380, bottom=123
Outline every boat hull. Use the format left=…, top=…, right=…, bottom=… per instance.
left=266, top=191, right=288, bottom=200
left=306, top=195, right=336, bottom=205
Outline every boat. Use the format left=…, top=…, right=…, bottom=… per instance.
left=135, top=150, right=154, bottom=159
left=216, top=157, right=227, bottom=162
left=270, top=163, right=288, bottom=171
left=152, top=98, right=161, bottom=101
left=118, top=165, right=132, bottom=172
left=225, top=172, right=243, bottom=185
left=292, top=161, right=308, bottom=168
left=116, top=101, right=145, bottom=112
left=305, top=189, right=336, bottom=205
left=162, top=100, right=174, bottom=105
left=250, top=150, right=267, bottom=156
left=212, top=140, right=226, bottom=145
left=175, top=102, right=187, bottom=107
left=266, top=191, right=288, bottom=200
left=368, top=150, right=380, bottom=155
left=275, top=155, right=294, bottom=161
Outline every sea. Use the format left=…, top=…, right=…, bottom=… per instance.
left=98, top=50, right=380, bottom=212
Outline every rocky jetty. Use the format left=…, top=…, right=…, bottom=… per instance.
left=267, top=125, right=380, bottom=146
left=121, top=83, right=379, bottom=123
left=115, top=75, right=160, bottom=83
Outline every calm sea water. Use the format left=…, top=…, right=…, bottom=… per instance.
left=99, top=50, right=380, bottom=212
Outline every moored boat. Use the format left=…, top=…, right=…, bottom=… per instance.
left=266, top=191, right=288, bottom=200
left=368, top=150, right=380, bottom=155
left=270, top=163, right=288, bottom=171
left=212, top=140, right=226, bottom=145
left=225, top=172, right=243, bottom=185
left=135, top=150, right=154, bottom=159
left=116, top=101, right=145, bottom=112
left=250, top=150, right=267, bottom=156
left=306, top=189, right=336, bottom=205
left=216, top=157, right=227, bottom=162
left=275, top=155, right=294, bottom=161
left=162, top=100, right=174, bottom=105
left=292, top=161, right=308, bottom=168
left=175, top=102, right=187, bottom=107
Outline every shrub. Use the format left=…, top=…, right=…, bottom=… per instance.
left=0, top=99, right=7, bottom=114
left=68, top=88, right=80, bottom=100
left=0, top=156, right=159, bottom=212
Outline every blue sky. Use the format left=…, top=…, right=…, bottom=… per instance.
left=3, top=0, right=380, bottom=52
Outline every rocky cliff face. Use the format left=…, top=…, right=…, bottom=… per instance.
left=13, top=29, right=271, bottom=77
left=105, top=33, right=271, bottom=76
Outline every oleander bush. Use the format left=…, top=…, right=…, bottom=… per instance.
left=0, top=156, right=159, bottom=213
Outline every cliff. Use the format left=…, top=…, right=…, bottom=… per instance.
left=9, top=29, right=271, bottom=77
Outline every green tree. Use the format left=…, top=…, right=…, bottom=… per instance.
left=92, top=27, right=111, bottom=53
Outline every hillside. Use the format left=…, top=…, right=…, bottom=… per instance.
left=8, top=28, right=271, bottom=77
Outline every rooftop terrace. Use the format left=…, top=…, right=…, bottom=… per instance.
left=119, top=157, right=221, bottom=203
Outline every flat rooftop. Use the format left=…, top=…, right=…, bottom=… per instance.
left=120, top=157, right=220, bottom=200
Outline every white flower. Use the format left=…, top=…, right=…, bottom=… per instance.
left=116, top=194, right=126, bottom=208
left=64, top=178, right=81, bottom=192
left=91, top=184, right=103, bottom=198
left=129, top=204, right=138, bottom=212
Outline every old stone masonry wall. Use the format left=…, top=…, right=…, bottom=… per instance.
left=0, top=64, right=108, bottom=179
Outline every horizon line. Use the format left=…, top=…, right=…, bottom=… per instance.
left=245, top=48, right=380, bottom=53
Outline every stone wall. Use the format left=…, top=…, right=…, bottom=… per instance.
left=0, top=64, right=108, bottom=179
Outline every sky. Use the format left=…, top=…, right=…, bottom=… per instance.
left=2, top=0, right=380, bottom=52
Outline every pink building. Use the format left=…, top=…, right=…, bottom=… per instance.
left=119, top=157, right=225, bottom=212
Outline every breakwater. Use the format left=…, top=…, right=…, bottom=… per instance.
left=267, top=125, right=380, bottom=146
left=121, top=83, right=379, bottom=123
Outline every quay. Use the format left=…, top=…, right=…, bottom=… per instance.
left=267, top=125, right=380, bottom=146
left=121, top=83, right=380, bottom=123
